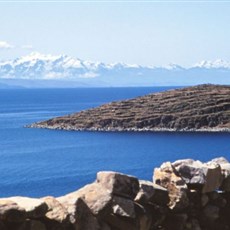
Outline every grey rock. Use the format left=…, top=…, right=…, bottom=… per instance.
left=172, top=159, right=204, bottom=185
left=112, top=196, right=135, bottom=218
left=172, top=159, right=222, bottom=193
left=135, top=180, right=169, bottom=206
left=97, top=171, right=139, bottom=199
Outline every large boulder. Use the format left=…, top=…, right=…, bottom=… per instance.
left=96, top=171, right=139, bottom=199
left=211, top=157, right=230, bottom=191
left=0, top=199, right=26, bottom=222
left=57, top=182, right=113, bottom=220
left=172, top=159, right=204, bottom=186
left=153, top=162, right=189, bottom=210
left=74, top=198, right=100, bottom=230
left=0, top=197, right=48, bottom=219
left=41, top=196, right=69, bottom=223
left=135, top=180, right=169, bottom=206
left=57, top=196, right=101, bottom=229
left=202, top=162, right=223, bottom=193
left=172, top=159, right=223, bottom=193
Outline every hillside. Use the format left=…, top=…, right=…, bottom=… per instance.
left=29, top=84, right=230, bottom=132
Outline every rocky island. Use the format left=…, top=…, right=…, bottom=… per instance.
left=29, top=84, right=230, bottom=132
left=1, top=157, right=230, bottom=230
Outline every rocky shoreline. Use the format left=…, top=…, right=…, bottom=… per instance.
left=28, top=84, right=230, bottom=132
left=29, top=123, right=230, bottom=132
left=2, top=157, right=230, bottom=230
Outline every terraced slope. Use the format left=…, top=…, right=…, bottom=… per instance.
left=30, top=84, right=230, bottom=132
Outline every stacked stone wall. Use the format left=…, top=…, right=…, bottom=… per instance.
left=1, top=157, right=230, bottom=230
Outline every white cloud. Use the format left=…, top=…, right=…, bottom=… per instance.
left=0, top=41, right=14, bottom=49
left=21, top=44, right=33, bottom=49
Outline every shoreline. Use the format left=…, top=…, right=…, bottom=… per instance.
left=28, top=124, right=230, bottom=133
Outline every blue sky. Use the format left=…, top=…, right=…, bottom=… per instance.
left=0, top=1, right=230, bottom=66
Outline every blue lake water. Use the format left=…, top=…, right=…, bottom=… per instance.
left=0, top=87, right=230, bottom=198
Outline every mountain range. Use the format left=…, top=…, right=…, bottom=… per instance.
left=0, top=52, right=230, bottom=88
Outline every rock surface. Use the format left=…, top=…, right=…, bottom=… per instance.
left=29, top=84, right=230, bottom=132
left=153, top=162, right=189, bottom=210
left=57, top=182, right=113, bottom=219
left=172, top=159, right=223, bottom=193
left=2, top=157, right=230, bottom=230
left=0, top=200, right=26, bottom=222
left=41, top=196, right=69, bottom=223
left=96, top=171, right=139, bottom=199
left=135, top=180, right=169, bottom=206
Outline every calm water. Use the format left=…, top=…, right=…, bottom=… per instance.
left=0, top=87, right=230, bottom=198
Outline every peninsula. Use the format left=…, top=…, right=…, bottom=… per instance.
left=29, top=84, right=230, bottom=132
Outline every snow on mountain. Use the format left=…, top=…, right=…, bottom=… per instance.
left=0, top=52, right=96, bottom=79
left=0, top=52, right=149, bottom=80
left=0, top=53, right=230, bottom=85
left=193, top=59, right=230, bottom=69
left=159, top=63, right=184, bottom=70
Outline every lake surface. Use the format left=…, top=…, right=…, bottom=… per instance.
left=0, top=87, right=230, bottom=198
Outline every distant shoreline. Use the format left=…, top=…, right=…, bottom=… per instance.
left=28, top=123, right=230, bottom=133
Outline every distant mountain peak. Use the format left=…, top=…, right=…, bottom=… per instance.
left=160, top=63, right=184, bottom=70
left=193, top=59, right=230, bottom=69
left=16, top=52, right=65, bottom=63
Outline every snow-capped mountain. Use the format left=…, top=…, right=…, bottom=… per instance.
left=193, top=59, right=230, bottom=69
left=0, top=52, right=183, bottom=80
left=0, top=52, right=101, bottom=79
left=0, top=53, right=229, bottom=87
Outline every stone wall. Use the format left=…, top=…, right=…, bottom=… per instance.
left=1, top=157, right=230, bottom=230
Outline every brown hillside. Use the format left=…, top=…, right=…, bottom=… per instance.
left=30, top=84, right=230, bottom=132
